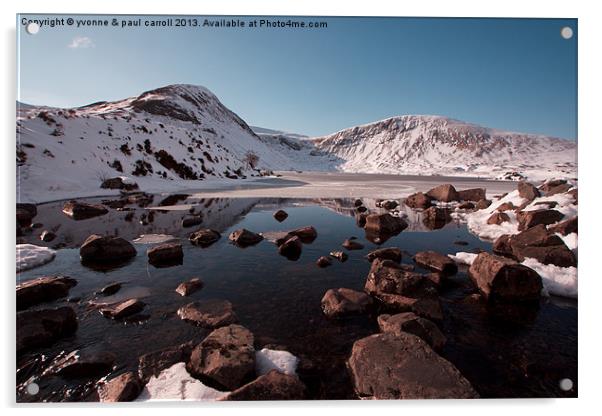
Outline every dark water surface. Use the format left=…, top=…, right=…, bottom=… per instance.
left=16, top=196, right=577, bottom=401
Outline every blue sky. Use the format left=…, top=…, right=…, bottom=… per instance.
left=17, top=16, right=577, bottom=139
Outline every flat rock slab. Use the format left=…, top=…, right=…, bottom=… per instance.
left=223, top=370, right=306, bottom=401
left=348, top=332, right=478, bottom=399
left=177, top=299, right=238, bottom=328
left=100, top=298, right=145, bottom=319
left=378, top=312, right=446, bottom=351
left=365, top=258, right=438, bottom=299
left=17, top=275, right=77, bottom=310
left=187, top=324, right=255, bottom=391
left=321, top=288, right=373, bottom=318
left=414, top=251, right=458, bottom=275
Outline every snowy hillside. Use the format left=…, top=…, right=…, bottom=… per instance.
left=310, top=115, right=577, bottom=180
left=16, top=85, right=298, bottom=203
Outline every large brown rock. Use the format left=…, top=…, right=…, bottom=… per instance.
left=187, top=324, right=255, bottom=391
left=347, top=332, right=478, bottom=399
left=138, top=342, right=195, bottom=383
left=365, top=247, right=402, bottom=263
left=377, top=312, right=446, bottom=351
left=287, top=226, right=318, bottom=243
left=422, top=206, right=452, bottom=230
left=147, top=242, right=183, bottom=267
left=518, top=182, right=541, bottom=202
left=413, top=251, right=458, bottom=275
left=404, top=192, right=433, bottom=209
left=100, top=298, right=145, bottom=319
left=517, top=209, right=564, bottom=231
left=475, top=199, right=492, bottom=210
left=458, top=188, right=486, bottom=202
left=62, top=201, right=108, bottom=220
left=321, top=288, right=373, bottom=318
left=98, top=372, right=142, bottom=402
left=278, top=236, right=302, bottom=260
left=487, top=212, right=510, bottom=225
left=229, top=229, right=264, bottom=247
left=17, top=307, right=77, bottom=353
left=189, top=228, right=221, bottom=247
left=222, top=370, right=306, bottom=401
left=365, top=259, right=437, bottom=299
left=426, top=184, right=460, bottom=202
left=177, top=299, right=238, bottom=328
left=376, top=293, right=444, bottom=321
left=16, top=275, right=77, bottom=310
left=80, top=234, right=136, bottom=263
left=496, top=202, right=515, bottom=212
left=468, top=252, right=542, bottom=302
left=364, top=213, right=408, bottom=235
left=549, top=216, right=578, bottom=236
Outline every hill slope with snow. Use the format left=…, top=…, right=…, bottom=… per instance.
left=17, top=85, right=302, bottom=203
left=309, top=115, right=577, bottom=180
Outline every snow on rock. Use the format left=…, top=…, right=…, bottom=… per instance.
left=558, top=232, right=578, bottom=258
left=521, top=258, right=577, bottom=299
left=16, top=244, right=56, bottom=272
left=448, top=252, right=478, bottom=266
left=465, top=190, right=526, bottom=240
left=136, top=362, right=228, bottom=401
left=255, top=348, right=299, bottom=377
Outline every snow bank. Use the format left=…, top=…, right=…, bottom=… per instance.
left=136, top=362, right=228, bottom=401
left=465, top=190, right=526, bottom=240
left=16, top=244, right=56, bottom=272
left=448, top=252, right=477, bottom=266
left=255, top=348, right=299, bottom=376
left=522, top=257, right=577, bottom=299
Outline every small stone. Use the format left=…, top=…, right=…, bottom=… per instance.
left=273, top=210, right=288, bottom=222
left=316, top=256, right=332, bottom=268
left=100, top=298, right=145, bottom=319
left=175, top=278, right=204, bottom=296
left=329, top=251, right=348, bottom=262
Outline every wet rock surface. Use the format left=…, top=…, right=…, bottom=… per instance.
left=321, top=288, right=373, bottom=318
left=175, top=278, right=204, bottom=296
left=63, top=201, right=108, bottom=220
left=17, top=275, right=77, bottom=310
left=189, top=228, right=221, bottom=247
left=229, top=228, right=264, bottom=247
left=98, top=371, right=142, bottom=402
left=413, top=251, right=458, bottom=275
left=80, top=234, right=136, bottom=264
left=223, top=370, right=307, bottom=401
left=177, top=299, right=238, bottom=328
left=426, top=184, right=460, bottom=202
left=17, top=307, right=77, bottom=353
left=147, top=242, right=183, bottom=267
left=365, top=247, right=402, bottom=263
left=100, top=298, right=146, bottom=319
left=377, top=312, right=446, bottom=351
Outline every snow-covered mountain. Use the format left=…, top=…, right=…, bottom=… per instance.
left=16, top=85, right=301, bottom=202
left=310, top=115, right=577, bottom=180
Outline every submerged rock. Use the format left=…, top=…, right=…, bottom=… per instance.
left=43, top=348, right=116, bottom=378
left=342, top=238, right=364, bottom=250
left=365, top=247, right=402, bottom=263
left=147, top=242, right=183, bottom=267
left=80, top=234, right=136, bottom=264
left=62, top=201, right=108, bottom=220
left=229, top=228, right=264, bottom=247
left=97, top=282, right=121, bottom=296
left=98, top=372, right=142, bottom=402
left=413, top=251, right=458, bottom=275
left=347, top=332, right=478, bottom=399
left=39, top=230, right=56, bottom=242
left=187, top=324, right=255, bottom=391
left=189, top=228, right=221, bottom=247
left=223, top=370, right=306, bottom=401
left=177, top=299, right=238, bottom=328
left=377, top=312, right=446, bottom=351
left=376, top=293, right=443, bottom=321
left=321, top=288, right=373, bottom=318
left=16, top=203, right=37, bottom=226
left=16, top=275, right=77, bottom=310
left=316, top=256, right=332, bottom=268
left=365, top=259, right=438, bottom=299
left=175, top=278, right=204, bottom=296
left=17, top=307, right=77, bottom=353
left=468, top=252, right=542, bottom=303
left=100, top=298, right=146, bottom=319
left=181, top=216, right=203, bottom=228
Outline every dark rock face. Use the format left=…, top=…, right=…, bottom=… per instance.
left=404, top=192, right=433, bottom=209
left=138, top=342, right=195, bottom=383
left=158, top=193, right=189, bottom=207
left=187, top=324, right=255, bottom=391
left=468, top=252, right=542, bottom=303
left=539, top=179, right=567, bottom=192
left=487, top=212, right=511, bottom=225
left=273, top=209, right=288, bottom=222
left=494, top=225, right=577, bottom=267
left=287, top=226, right=318, bottom=243
left=62, top=201, right=108, bottom=220
left=98, top=372, right=142, bottom=402
left=17, top=203, right=37, bottom=226
left=228, top=228, right=264, bottom=247
left=475, top=199, right=492, bottom=210
left=329, top=251, right=348, bottom=262
left=43, top=349, right=116, bottom=378
left=376, top=293, right=443, bottom=322
left=175, top=278, right=204, bottom=296
left=278, top=236, right=303, bottom=260
left=17, top=307, right=77, bottom=353
left=517, top=209, right=564, bottom=231
left=355, top=213, right=367, bottom=228
left=40, top=230, right=56, bottom=242
left=542, top=183, right=572, bottom=196
left=147, top=242, right=183, bottom=267
left=366, top=247, right=402, bottom=263
left=354, top=199, right=363, bottom=207
left=342, top=238, right=364, bottom=250
left=100, top=177, right=138, bottom=191
left=356, top=206, right=368, bottom=213
left=97, top=282, right=121, bottom=296
left=518, top=181, right=541, bottom=202
left=347, top=332, right=478, bottom=399
left=549, top=216, right=578, bottom=236
left=426, top=184, right=460, bottom=202
left=16, top=275, right=77, bottom=311
left=181, top=216, right=203, bottom=228
left=223, top=370, right=307, bottom=401
left=496, top=202, right=515, bottom=212
left=177, top=299, right=238, bottom=328
left=365, top=259, right=438, bottom=299
left=422, top=206, right=452, bottom=230
left=321, top=288, right=373, bottom=318
left=458, top=188, right=486, bottom=202
left=316, top=256, right=332, bottom=268
left=377, top=312, right=446, bottom=351
left=100, top=299, right=146, bottom=319
left=189, top=228, right=221, bottom=247
left=80, top=234, right=137, bottom=263
left=413, top=251, right=458, bottom=275
left=381, top=200, right=399, bottom=210
left=364, top=214, right=408, bottom=237
left=458, top=201, right=475, bottom=210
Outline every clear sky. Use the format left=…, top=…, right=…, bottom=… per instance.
left=17, top=15, right=577, bottom=139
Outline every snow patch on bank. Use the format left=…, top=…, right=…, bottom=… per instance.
left=255, top=348, right=299, bottom=376
left=136, top=362, right=228, bottom=401
left=16, top=244, right=56, bottom=272
left=464, top=190, right=526, bottom=240
left=521, top=258, right=577, bottom=299
left=448, top=252, right=477, bottom=266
